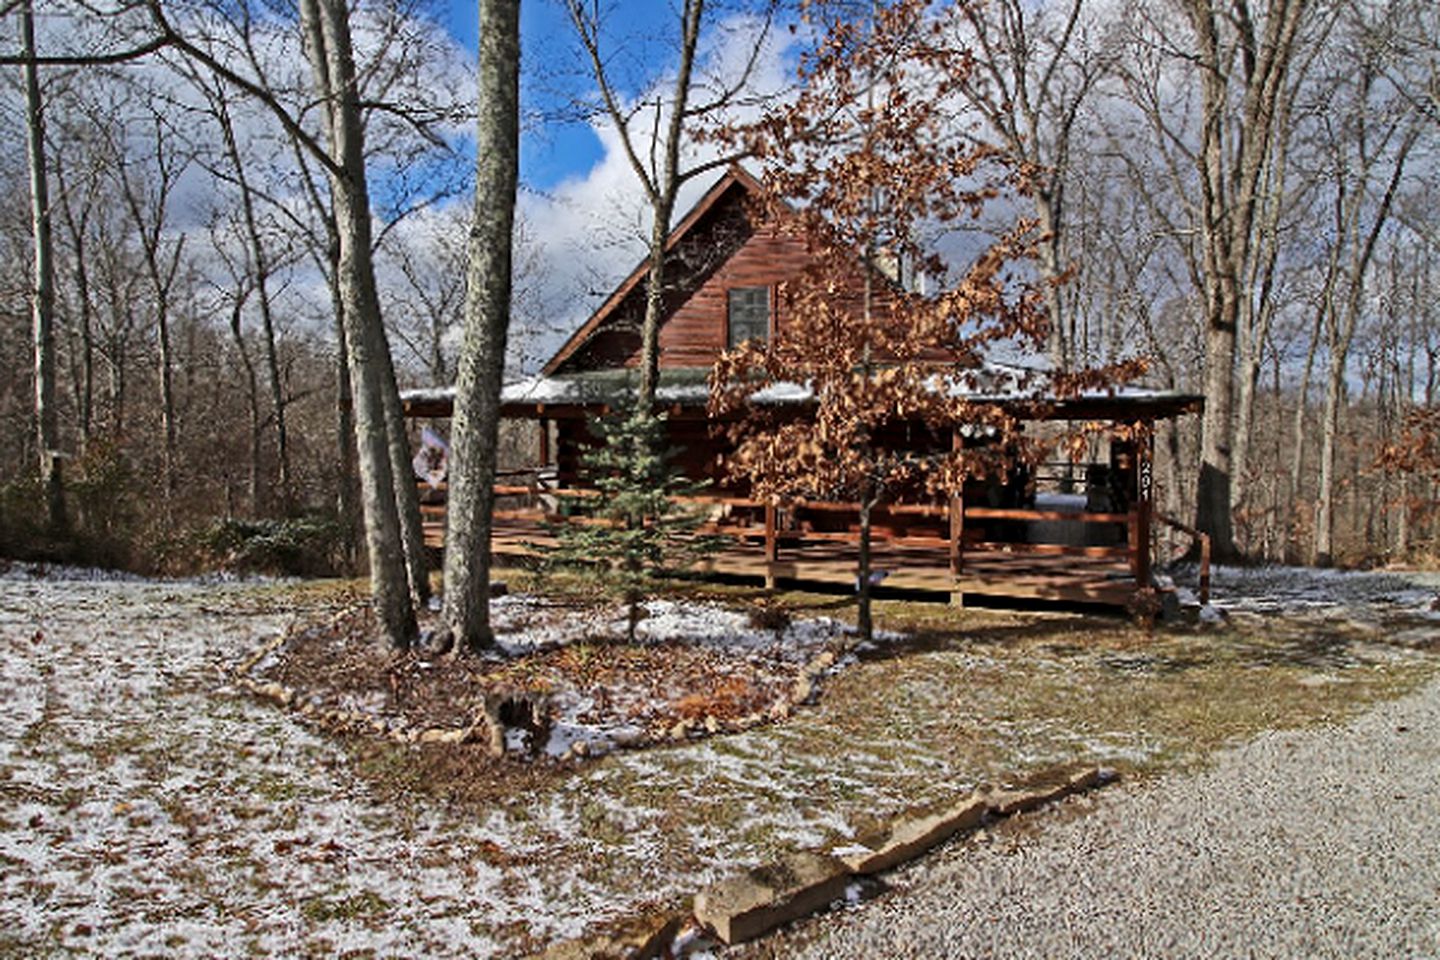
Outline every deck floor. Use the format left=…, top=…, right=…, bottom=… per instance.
left=427, top=511, right=1141, bottom=609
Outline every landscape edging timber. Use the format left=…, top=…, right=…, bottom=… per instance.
left=690, top=764, right=1117, bottom=947
left=535, top=763, right=1118, bottom=957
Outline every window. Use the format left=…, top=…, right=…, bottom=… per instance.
left=727, top=286, right=770, bottom=349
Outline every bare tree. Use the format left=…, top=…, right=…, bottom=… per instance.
left=51, top=144, right=102, bottom=449
left=18, top=0, right=64, bottom=530
left=189, top=70, right=297, bottom=511
left=1307, top=3, right=1422, bottom=565
left=145, top=0, right=418, bottom=643
left=563, top=0, right=778, bottom=408
left=108, top=105, right=192, bottom=504
left=380, top=209, right=468, bottom=385
left=298, top=0, right=418, bottom=643
left=1122, top=0, right=1314, bottom=561
left=946, top=0, right=1117, bottom=372
left=442, top=0, right=521, bottom=654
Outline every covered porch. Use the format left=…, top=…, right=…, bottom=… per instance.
left=403, top=377, right=1207, bottom=614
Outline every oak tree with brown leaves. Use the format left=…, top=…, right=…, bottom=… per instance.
left=710, top=0, right=1143, bottom=642
left=1378, top=407, right=1440, bottom=551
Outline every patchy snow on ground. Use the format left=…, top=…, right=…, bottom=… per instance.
left=3, top=561, right=1435, bottom=957
left=0, top=568, right=892, bottom=957
left=0, top=572, right=531, bottom=956
left=487, top=594, right=888, bottom=661
left=1171, top=563, right=1440, bottom=623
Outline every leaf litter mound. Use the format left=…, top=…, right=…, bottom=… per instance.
left=247, top=594, right=861, bottom=760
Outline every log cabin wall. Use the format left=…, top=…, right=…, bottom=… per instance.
left=553, top=188, right=813, bottom=375
left=551, top=414, right=736, bottom=489
left=651, top=224, right=811, bottom=369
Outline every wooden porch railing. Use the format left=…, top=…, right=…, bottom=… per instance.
left=1154, top=513, right=1212, bottom=605
left=427, top=481, right=1157, bottom=596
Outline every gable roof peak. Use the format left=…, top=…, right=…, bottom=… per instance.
left=540, top=163, right=769, bottom=377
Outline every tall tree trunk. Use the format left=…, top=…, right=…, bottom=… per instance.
left=1287, top=308, right=1322, bottom=562
left=1186, top=0, right=1310, bottom=561
left=54, top=161, right=95, bottom=449
left=331, top=272, right=361, bottom=565
left=381, top=362, right=431, bottom=604
left=115, top=120, right=186, bottom=508
left=1231, top=101, right=1292, bottom=542
left=444, top=0, right=521, bottom=652
left=302, top=0, right=415, bottom=648
left=228, top=294, right=264, bottom=512
left=21, top=0, right=65, bottom=532
left=155, top=278, right=178, bottom=503
left=637, top=196, right=676, bottom=406
left=1035, top=197, right=1071, bottom=372
left=1313, top=123, right=1415, bottom=566
left=1313, top=349, right=1346, bottom=566
left=567, top=0, right=704, bottom=410
left=255, top=268, right=290, bottom=510
left=214, top=98, right=293, bottom=512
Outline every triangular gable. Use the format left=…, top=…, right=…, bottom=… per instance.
left=541, top=165, right=768, bottom=377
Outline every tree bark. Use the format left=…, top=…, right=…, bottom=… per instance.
left=330, top=267, right=361, bottom=565
left=302, top=0, right=416, bottom=648
left=381, top=360, right=431, bottom=604
left=53, top=158, right=95, bottom=449
left=227, top=290, right=264, bottom=512
left=1287, top=305, right=1322, bottom=562
left=1185, top=0, right=1311, bottom=561
left=21, top=0, right=65, bottom=532
left=443, top=0, right=521, bottom=652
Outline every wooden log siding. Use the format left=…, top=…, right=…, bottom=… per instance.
left=653, top=228, right=808, bottom=367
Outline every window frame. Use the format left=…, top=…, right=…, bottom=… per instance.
left=726, top=285, right=771, bottom=350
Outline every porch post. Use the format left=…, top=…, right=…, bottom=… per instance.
left=949, top=423, right=965, bottom=608
left=949, top=490, right=965, bottom=608
left=764, top=502, right=778, bottom=590
left=1129, top=427, right=1153, bottom=590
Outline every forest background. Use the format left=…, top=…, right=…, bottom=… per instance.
left=1, top=0, right=1437, bottom=575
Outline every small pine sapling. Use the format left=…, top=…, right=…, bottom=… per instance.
left=546, top=404, right=722, bottom=642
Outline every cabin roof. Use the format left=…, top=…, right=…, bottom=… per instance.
left=401, top=163, right=1204, bottom=424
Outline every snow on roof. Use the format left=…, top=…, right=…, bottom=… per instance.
left=400, top=361, right=1199, bottom=412
left=399, top=385, right=458, bottom=405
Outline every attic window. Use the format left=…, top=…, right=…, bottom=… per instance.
left=727, top=286, right=770, bottom=349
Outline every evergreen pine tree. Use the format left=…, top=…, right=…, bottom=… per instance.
left=546, top=404, right=720, bottom=642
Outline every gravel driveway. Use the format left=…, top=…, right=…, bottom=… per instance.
left=747, top=670, right=1440, bottom=959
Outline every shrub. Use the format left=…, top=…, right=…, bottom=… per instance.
left=197, top=513, right=348, bottom=577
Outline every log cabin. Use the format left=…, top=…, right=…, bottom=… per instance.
left=403, top=166, right=1208, bottom=613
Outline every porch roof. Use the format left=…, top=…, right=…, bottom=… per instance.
left=401, top=366, right=1203, bottom=422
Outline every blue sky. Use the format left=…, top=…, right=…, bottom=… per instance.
left=442, top=0, right=680, bottom=191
